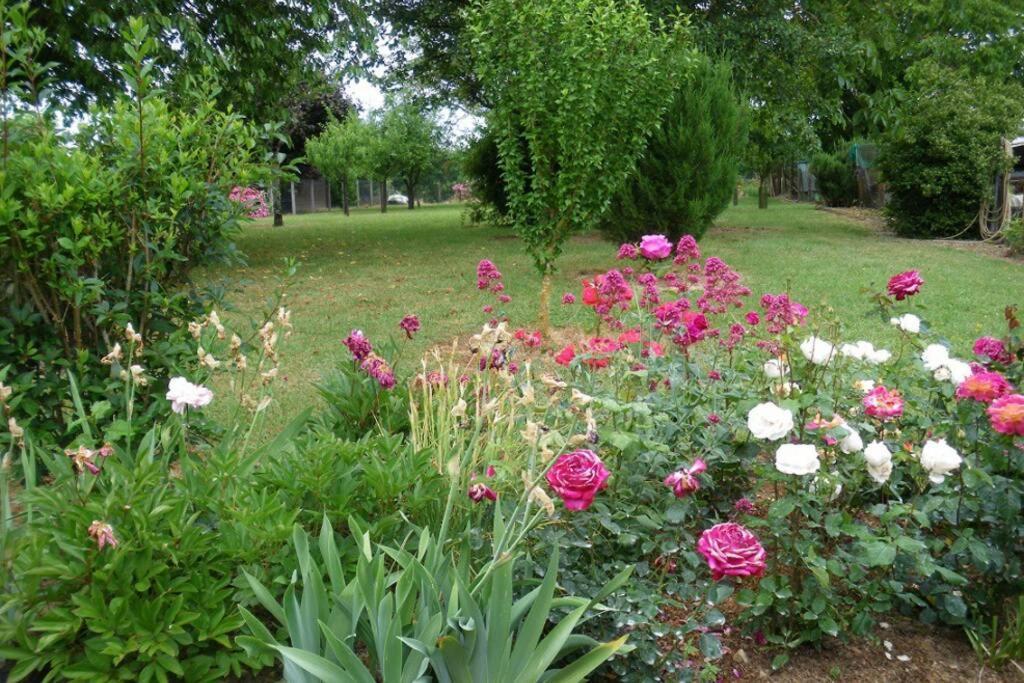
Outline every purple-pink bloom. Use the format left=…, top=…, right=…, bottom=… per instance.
left=88, top=521, right=119, bottom=550
left=887, top=270, right=923, bottom=300
left=639, top=234, right=673, bottom=260
left=343, top=330, right=373, bottom=361
left=468, top=482, right=497, bottom=502
left=562, top=292, right=576, bottom=304
left=399, top=314, right=421, bottom=339
left=617, top=243, right=639, bottom=260
left=973, top=336, right=1011, bottom=364
left=546, top=450, right=611, bottom=511
left=674, top=235, right=701, bottom=264
left=697, top=522, right=767, bottom=581
left=664, top=458, right=707, bottom=498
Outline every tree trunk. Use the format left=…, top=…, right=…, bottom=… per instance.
left=538, top=272, right=553, bottom=335
left=272, top=178, right=284, bottom=226
left=758, top=176, right=768, bottom=209
left=407, top=181, right=415, bottom=210
left=380, top=179, right=387, bottom=213
left=342, top=174, right=350, bottom=216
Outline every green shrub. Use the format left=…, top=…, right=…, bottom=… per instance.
left=0, top=13, right=278, bottom=439
left=601, top=55, right=747, bottom=243
left=1003, top=218, right=1024, bottom=255
left=463, top=130, right=510, bottom=218
left=810, top=149, right=858, bottom=207
left=878, top=63, right=1024, bottom=238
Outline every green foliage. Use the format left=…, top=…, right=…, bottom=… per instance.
left=810, top=149, right=858, bottom=207
left=878, top=63, right=1024, bottom=238
left=1002, top=218, right=1024, bottom=255
left=966, top=594, right=1024, bottom=672
left=0, top=11, right=280, bottom=436
left=467, top=0, right=691, bottom=274
left=601, top=55, right=747, bottom=242
left=463, top=129, right=509, bottom=217
left=306, top=112, right=367, bottom=213
left=239, top=517, right=632, bottom=682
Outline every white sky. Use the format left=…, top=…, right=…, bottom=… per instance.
left=347, top=76, right=482, bottom=141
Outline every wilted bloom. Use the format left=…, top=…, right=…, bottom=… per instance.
left=546, top=450, right=611, bottom=511
left=774, top=443, right=821, bottom=475
left=638, top=234, right=673, bottom=260
left=919, top=439, right=961, bottom=484
left=696, top=523, right=766, bottom=581
left=616, top=243, right=639, bottom=260
left=88, top=521, right=119, bottom=550
left=101, top=343, right=123, bottom=365
left=343, top=329, right=373, bottom=361
left=988, top=394, right=1024, bottom=436
left=956, top=370, right=1013, bottom=403
left=399, top=314, right=421, bottom=339
left=66, top=445, right=100, bottom=475
left=562, top=292, right=576, bottom=304
left=734, top=498, right=756, bottom=514
left=166, top=377, right=213, bottom=414
left=973, top=336, right=1011, bottom=364
left=664, top=459, right=707, bottom=498
left=747, top=402, right=794, bottom=441
left=124, top=322, right=142, bottom=345
left=863, top=385, right=903, bottom=420
left=887, top=270, right=923, bottom=300
left=468, top=483, right=497, bottom=502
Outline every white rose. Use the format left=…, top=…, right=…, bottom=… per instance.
left=945, top=359, right=972, bottom=386
left=838, top=423, right=863, bottom=453
left=775, top=443, right=821, bottom=475
left=921, top=344, right=950, bottom=371
left=890, top=314, right=921, bottom=334
left=747, top=402, right=794, bottom=440
left=800, top=336, right=836, bottom=365
left=840, top=342, right=867, bottom=360
left=863, top=440, right=892, bottom=468
left=763, top=358, right=788, bottom=378
left=867, top=460, right=893, bottom=484
left=866, top=348, right=892, bottom=364
left=919, top=439, right=962, bottom=484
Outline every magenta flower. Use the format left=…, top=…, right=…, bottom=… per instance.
left=639, top=234, right=673, bottom=260
left=468, top=483, right=497, bottom=502
left=988, top=394, right=1024, bottom=436
left=562, top=292, right=576, bottom=304
left=745, top=311, right=760, bottom=326
left=498, top=294, right=511, bottom=304
left=887, top=270, right=923, bottom=300
left=734, top=498, right=756, bottom=514
left=956, top=370, right=1013, bottom=403
left=697, top=522, right=767, bottom=581
left=399, top=314, right=421, bottom=339
left=343, top=329, right=373, bottom=361
left=360, top=353, right=396, bottom=389
left=88, top=520, right=119, bottom=550
left=673, top=235, right=701, bottom=264
left=863, top=385, right=904, bottom=420
left=617, top=243, right=639, bottom=260
left=664, top=458, right=707, bottom=498
left=546, top=450, right=611, bottom=511
left=759, top=293, right=808, bottom=334
left=973, top=336, right=1011, bottom=364
left=476, top=259, right=502, bottom=289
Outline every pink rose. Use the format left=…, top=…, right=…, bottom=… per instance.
left=697, top=522, right=767, bottom=581
left=546, top=449, right=611, bottom=510
left=988, top=394, right=1024, bottom=436
left=973, top=336, right=1011, bottom=365
left=887, top=270, right=923, bottom=300
left=863, top=385, right=903, bottom=420
left=639, top=234, right=673, bottom=261
left=664, top=458, right=707, bottom=498
left=956, top=370, right=1013, bottom=403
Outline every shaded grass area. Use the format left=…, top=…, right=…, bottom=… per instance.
left=195, top=198, right=1024, bottom=427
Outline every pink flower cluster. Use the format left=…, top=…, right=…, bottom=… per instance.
left=759, top=293, right=808, bottom=334
left=343, top=329, right=372, bottom=361
left=698, top=257, right=750, bottom=314
left=973, top=336, right=1011, bottom=365
left=468, top=465, right=497, bottom=502
left=451, top=182, right=472, bottom=201
left=673, top=235, right=701, bottom=264
left=476, top=259, right=511, bottom=306
left=513, top=328, right=543, bottom=347
left=360, top=353, right=396, bottom=389
left=228, top=186, right=270, bottom=218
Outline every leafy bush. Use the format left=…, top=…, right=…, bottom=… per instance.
left=878, top=63, right=1024, bottom=238
left=1003, top=218, right=1024, bottom=255
left=601, top=55, right=748, bottom=243
left=463, top=130, right=510, bottom=220
left=0, top=12, right=280, bottom=439
left=810, top=149, right=858, bottom=207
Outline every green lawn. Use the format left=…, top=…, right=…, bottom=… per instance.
left=196, top=197, right=1024, bottom=427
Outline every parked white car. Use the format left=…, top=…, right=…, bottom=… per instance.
left=387, top=193, right=409, bottom=205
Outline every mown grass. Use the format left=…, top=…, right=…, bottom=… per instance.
left=195, top=197, right=1024, bottom=428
